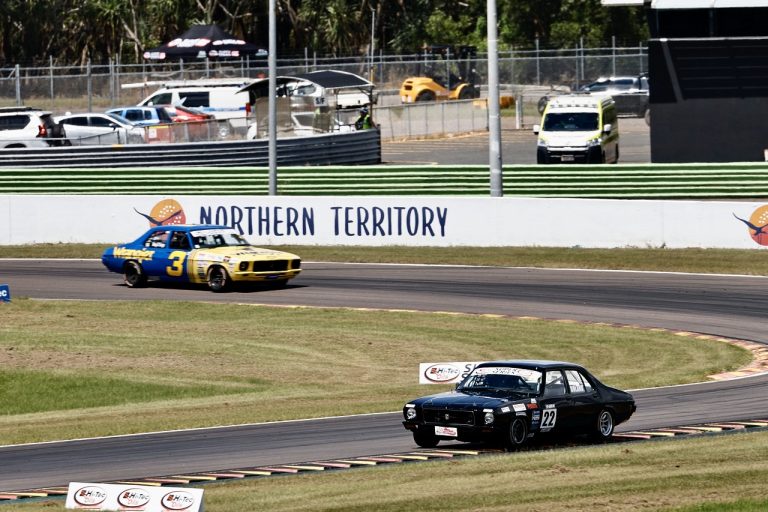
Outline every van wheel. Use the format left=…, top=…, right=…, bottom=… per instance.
left=644, top=108, right=650, bottom=126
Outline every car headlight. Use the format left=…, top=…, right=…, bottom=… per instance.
left=587, top=137, right=601, bottom=147
left=406, top=407, right=417, bottom=420
left=537, top=138, right=548, bottom=148
left=484, top=412, right=495, bottom=425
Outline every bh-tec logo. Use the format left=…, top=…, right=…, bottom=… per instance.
left=734, top=206, right=768, bottom=246
left=0, top=284, right=10, bottom=303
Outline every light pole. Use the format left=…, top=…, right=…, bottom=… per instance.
left=487, top=0, right=503, bottom=197
left=370, top=6, right=375, bottom=82
left=268, top=0, right=277, bottom=195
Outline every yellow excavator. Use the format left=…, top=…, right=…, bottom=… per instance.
left=400, top=45, right=479, bottom=102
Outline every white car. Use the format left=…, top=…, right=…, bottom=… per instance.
left=54, top=112, right=145, bottom=145
left=0, top=106, right=67, bottom=149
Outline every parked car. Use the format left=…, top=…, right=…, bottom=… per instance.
left=106, top=106, right=175, bottom=143
left=54, top=112, right=145, bottom=145
left=403, top=360, right=636, bottom=449
left=0, top=106, right=68, bottom=148
left=106, top=106, right=174, bottom=126
left=159, top=104, right=213, bottom=123
left=157, top=104, right=217, bottom=141
left=101, top=224, right=302, bottom=292
left=579, top=74, right=649, bottom=121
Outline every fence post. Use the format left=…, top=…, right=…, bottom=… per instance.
left=535, top=38, right=540, bottom=86
left=87, top=59, right=93, bottom=112
left=639, top=42, right=644, bottom=74
left=15, top=64, right=21, bottom=106
left=49, top=56, right=54, bottom=111
left=116, top=54, right=121, bottom=106
left=612, top=35, right=616, bottom=76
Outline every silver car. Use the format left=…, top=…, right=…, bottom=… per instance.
left=54, top=112, right=145, bottom=145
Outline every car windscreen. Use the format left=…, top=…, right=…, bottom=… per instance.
left=458, top=366, right=542, bottom=395
left=543, top=112, right=599, bottom=132
left=190, top=229, right=249, bottom=248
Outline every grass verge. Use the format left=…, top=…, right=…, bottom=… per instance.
left=4, top=430, right=768, bottom=511
left=2, top=244, right=768, bottom=275
left=0, top=299, right=750, bottom=445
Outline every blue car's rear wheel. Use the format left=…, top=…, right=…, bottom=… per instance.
left=123, top=261, right=147, bottom=288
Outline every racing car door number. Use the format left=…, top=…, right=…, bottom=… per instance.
left=166, top=251, right=187, bottom=277
left=541, top=408, right=558, bottom=430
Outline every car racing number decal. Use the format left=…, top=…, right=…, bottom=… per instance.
left=540, top=408, right=558, bottom=431
left=166, top=251, right=187, bottom=277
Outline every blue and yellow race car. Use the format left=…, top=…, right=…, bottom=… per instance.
left=102, top=225, right=301, bottom=292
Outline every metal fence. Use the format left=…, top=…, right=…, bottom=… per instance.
left=0, top=129, right=381, bottom=169
left=376, top=99, right=489, bottom=140
left=0, top=42, right=648, bottom=114
left=3, top=164, right=768, bottom=198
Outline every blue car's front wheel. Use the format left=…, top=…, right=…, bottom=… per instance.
left=123, top=261, right=147, bottom=288
left=207, top=266, right=230, bottom=293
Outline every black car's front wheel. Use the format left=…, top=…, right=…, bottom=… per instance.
left=505, top=417, right=528, bottom=450
left=413, top=429, right=439, bottom=448
left=594, top=409, right=615, bottom=441
left=207, top=266, right=230, bottom=293
left=123, top=261, right=147, bottom=288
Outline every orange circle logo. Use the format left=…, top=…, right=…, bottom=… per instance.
left=148, top=199, right=186, bottom=226
left=747, top=206, right=768, bottom=246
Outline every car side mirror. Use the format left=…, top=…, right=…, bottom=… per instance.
left=603, top=123, right=612, bottom=134
left=533, top=124, right=541, bottom=134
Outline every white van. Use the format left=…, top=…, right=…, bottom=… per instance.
left=136, top=79, right=251, bottom=133
left=533, top=94, right=619, bottom=164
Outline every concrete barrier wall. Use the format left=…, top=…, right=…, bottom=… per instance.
left=1, top=195, right=767, bottom=249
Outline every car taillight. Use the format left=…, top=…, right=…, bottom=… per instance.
left=37, top=124, right=48, bottom=137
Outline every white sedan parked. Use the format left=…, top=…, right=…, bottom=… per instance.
left=54, top=112, right=145, bottom=145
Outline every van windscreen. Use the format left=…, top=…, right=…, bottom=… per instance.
left=179, top=91, right=210, bottom=108
left=543, top=112, right=599, bottom=132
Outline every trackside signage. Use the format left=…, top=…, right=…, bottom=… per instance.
left=4, top=195, right=768, bottom=249
left=419, top=362, right=485, bottom=384
left=0, top=284, right=9, bottom=303
left=65, top=482, right=204, bottom=512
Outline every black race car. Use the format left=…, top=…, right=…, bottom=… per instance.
left=403, top=360, right=636, bottom=449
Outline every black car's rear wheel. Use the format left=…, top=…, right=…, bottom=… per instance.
left=505, top=417, right=528, bottom=450
left=413, top=429, right=439, bottom=448
left=207, top=266, right=230, bottom=293
left=123, top=261, right=147, bottom=288
left=594, top=409, right=615, bottom=441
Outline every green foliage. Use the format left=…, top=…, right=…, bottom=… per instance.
left=0, top=0, right=648, bottom=65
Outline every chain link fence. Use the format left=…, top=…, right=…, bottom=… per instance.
left=0, top=43, right=647, bottom=109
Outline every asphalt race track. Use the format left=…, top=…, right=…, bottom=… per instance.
left=1, top=259, right=767, bottom=491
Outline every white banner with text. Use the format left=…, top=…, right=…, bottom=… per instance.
left=65, top=482, right=203, bottom=511
left=2, top=195, right=768, bottom=249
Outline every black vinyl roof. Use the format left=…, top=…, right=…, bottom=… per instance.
left=238, top=70, right=374, bottom=94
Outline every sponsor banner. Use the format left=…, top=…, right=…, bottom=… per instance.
left=0, top=284, right=9, bottom=303
left=419, top=362, right=485, bottom=384
left=3, top=195, right=768, bottom=249
left=65, top=482, right=204, bottom=512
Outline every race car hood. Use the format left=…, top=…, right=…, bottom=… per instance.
left=192, top=246, right=298, bottom=262
left=412, top=391, right=522, bottom=411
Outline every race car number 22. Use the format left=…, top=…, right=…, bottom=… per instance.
left=541, top=408, right=558, bottom=430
